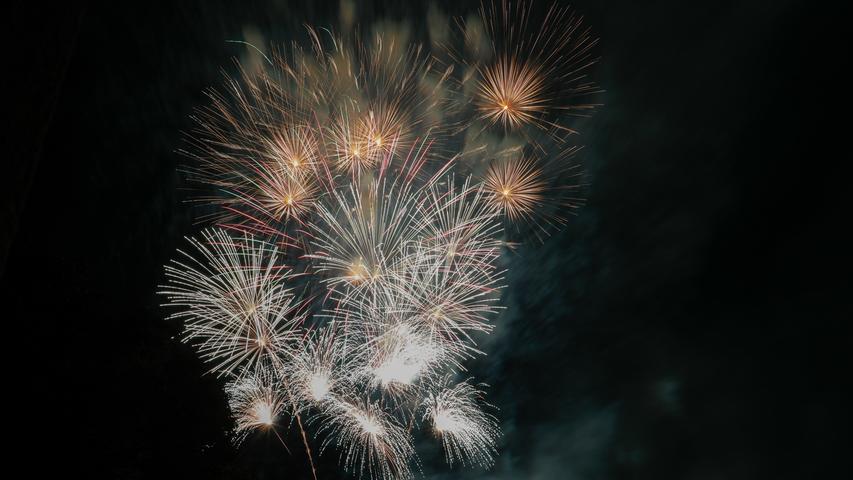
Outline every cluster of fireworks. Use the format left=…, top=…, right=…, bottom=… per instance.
left=159, top=1, right=598, bottom=478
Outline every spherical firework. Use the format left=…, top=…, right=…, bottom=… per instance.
left=476, top=55, right=547, bottom=131
left=287, top=323, right=355, bottom=407
left=482, top=154, right=546, bottom=222
left=159, top=228, right=305, bottom=376
left=415, top=176, right=504, bottom=268
left=445, top=0, right=600, bottom=140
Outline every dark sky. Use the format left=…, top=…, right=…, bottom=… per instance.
left=4, top=0, right=849, bottom=479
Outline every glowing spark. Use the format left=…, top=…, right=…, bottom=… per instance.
left=369, top=323, right=443, bottom=389
left=287, top=325, right=352, bottom=407
left=309, top=373, right=331, bottom=402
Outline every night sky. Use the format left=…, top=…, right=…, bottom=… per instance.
left=4, top=0, right=849, bottom=478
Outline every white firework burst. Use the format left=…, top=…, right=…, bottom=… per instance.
left=287, top=323, right=357, bottom=407
left=390, top=245, right=503, bottom=362
left=415, top=177, right=504, bottom=268
left=306, top=177, right=424, bottom=292
left=315, top=397, right=416, bottom=480
left=226, top=363, right=290, bottom=444
left=364, top=322, right=446, bottom=395
left=423, top=379, right=500, bottom=468
left=160, top=228, right=304, bottom=376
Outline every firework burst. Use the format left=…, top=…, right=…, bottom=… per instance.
left=423, top=379, right=500, bottom=468
left=481, top=144, right=588, bottom=240
left=446, top=0, right=600, bottom=140
left=306, top=177, right=424, bottom=293
left=160, top=229, right=305, bottom=376
left=160, top=1, right=600, bottom=477
left=315, top=398, right=416, bottom=480
left=483, top=154, right=546, bottom=222
left=227, top=363, right=290, bottom=443
left=287, top=324, right=354, bottom=406
left=391, top=244, right=503, bottom=360
left=476, top=55, right=547, bottom=130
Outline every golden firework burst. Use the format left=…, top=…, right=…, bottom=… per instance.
left=476, top=56, right=547, bottom=130
left=256, top=165, right=318, bottom=222
left=483, top=155, right=546, bottom=221
left=327, top=112, right=379, bottom=174
left=267, top=124, right=318, bottom=170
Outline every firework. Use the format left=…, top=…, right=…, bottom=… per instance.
left=470, top=0, right=600, bottom=136
left=160, top=1, right=600, bottom=477
left=179, top=69, right=323, bottom=243
left=306, top=177, right=425, bottom=293
left=160, top=229, right=304, bottom=376
left=266, top=124, right=320, bottom=170
left=481, top=143, right=588, bottom=241
left=246, top=158, right=319, bottom=226
left=391, top=244, right=503, bottom=361
left=476, top=55, right=548, bottom=130
left=315, top=398, right=416, bottom=480
left=423, top=379, right=500, bottom=468
left=415, top=177, right=504, bottom=267
left=483, top=154, right=546, bottom=222
left=365, top=322, right=446, bottom=393
left=227, top=363, right=290, bottom=443
left=287, top=323, right=354, bottom=406
left=317, top=177, right=504, bottom=365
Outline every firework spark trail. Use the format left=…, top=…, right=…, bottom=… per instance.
left=159, top=1, right=599, bottom=477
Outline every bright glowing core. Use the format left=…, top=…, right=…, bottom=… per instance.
left=254, top=401, right=274, bottom=426
left=309, top=373, right=330, bottom=401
